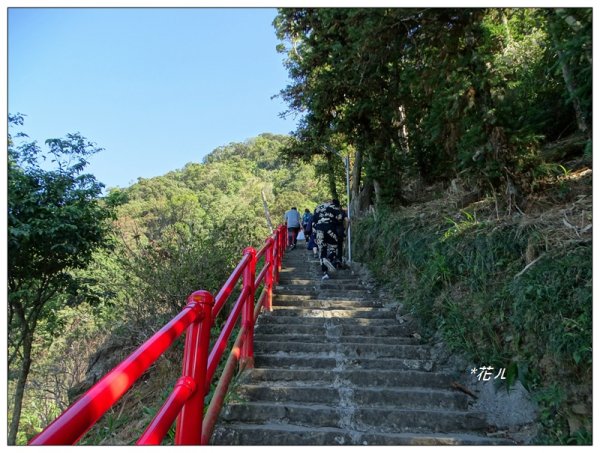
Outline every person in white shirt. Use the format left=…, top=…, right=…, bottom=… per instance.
left=283, top=206, right=301, bottom=250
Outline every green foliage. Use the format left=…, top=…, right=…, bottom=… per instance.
left=18, top=132, right=329, bottom=444
left=509, top=247, right=592, bottom=371
left=353, top=201, right=591, bottom=444
left=107, top=134, right=328, bottom=324
left=7, top=115, right=114, bottom=444
left=275, top=8, right=592, bottom=204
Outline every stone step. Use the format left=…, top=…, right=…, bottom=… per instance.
left=253, top=332, right=420, bottom=346
left=237, top=384, right=468, bottom=410
left=276, top=274, right=319, bottom=281
left=256, top=315, right=398, bottom=326
left=278, top=275, right=358, bottom=283
left=254, top=331, right=422, bottom=345
left=275, top=288, right=371, bottom=297
left=220, top=402, right=488, bottom=434
left=254, top=354, right=434, bottom=372
left=282, top=259, right=317, bottom=265
left=253, top=341, right=431, bottom=360
left=275, top=294, right=378, bottom=303
left=279, top=268, right=355, bottom=277
left=269, top=307, right=395, bottom=319
left=278, top=267, right=318, bottom=273
left=212, top=423, right=515, bottom=446
left=254, top=323, right=413, bottom=337
left=244, top=368, right=457, bottom=389
left=272, top=298, right=383, bottom=309
left=277, top=280, right=365, bottom=290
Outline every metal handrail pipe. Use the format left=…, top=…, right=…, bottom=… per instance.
left=136, top=376, right=196, bottom=445
left=205, top=286, right=249, bottom=388
left=212, top=253, right=251, bottom=318
left=254, top=263, right=269, bottom=288
left=175, top=290, right=214, bottom=445
left=28, top=302, right=202, bottom=445
left=255, top=241, right=268, bottom=261
left=201, top=324, right=247, bottom=444
left=254, top=287, right=268, bottom=322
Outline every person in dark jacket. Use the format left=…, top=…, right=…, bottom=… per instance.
left=312, top=199, right=343, bottom=279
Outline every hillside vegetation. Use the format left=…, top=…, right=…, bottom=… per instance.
left=353, top=165, right=592, bottom=443
left=9, top=133, right=330, bottom=445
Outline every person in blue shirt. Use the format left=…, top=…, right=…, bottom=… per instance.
left=302, top=208, right=313, bottom=250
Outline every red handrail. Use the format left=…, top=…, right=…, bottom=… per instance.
left=29, top=225, right=287, bottom=446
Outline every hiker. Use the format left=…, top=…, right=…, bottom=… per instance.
left=283, top=206, right=301, bottom=250
left=312, top=199, right=343, bottom=279
left=302, top=208, right=313, bottom=250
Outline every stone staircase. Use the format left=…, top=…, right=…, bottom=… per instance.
left=211, top=245, right=512, bottom=445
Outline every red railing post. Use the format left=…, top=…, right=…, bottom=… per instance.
left=175, top=290, right=214, bottom=445
left=264, top=237, right=275, bottom=312
left=279, top=225, right=287, bottom=264
left=271, top=228, right=279, bottom=285
left=273, top=226, right=281, bottom=283
left=240, top=247, right=256, bottom=370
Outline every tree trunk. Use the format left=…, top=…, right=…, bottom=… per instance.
left=355, top=179, right=374, bottom=214
left=373, top=179, right=382, bottom=205
left=549, top=15, right=591, bottom=138
left=557, top=48, right=590, bottom=138
left=8, top=329, right=34, bottom=445
left=555, top=9, right=592, bottom=65
left=351, top=148, right=362, bottom=199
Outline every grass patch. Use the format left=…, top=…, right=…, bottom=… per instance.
left=353, top=197, right=592, bottom=444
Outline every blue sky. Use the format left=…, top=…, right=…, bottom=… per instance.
left=8, top=7, right=299, bottom=189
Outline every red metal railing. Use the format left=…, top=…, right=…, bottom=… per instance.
left=29, top=225, right=288, bottom=445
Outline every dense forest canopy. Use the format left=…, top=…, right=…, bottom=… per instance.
left=273, top=7, right=591, bottom=207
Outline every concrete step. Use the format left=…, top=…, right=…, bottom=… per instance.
left=277, top=280, right=365, bottom=290
left=253, top=340, right=431, bottom=360
left=254, top=322, right=413, bottom=337
left=275, top=294, right=378, bottom=303
left=279, top=269, right=355, bottom=278
left=237, top=384, right=468, bottom=410
left=257, top=315, right=398, bottom=326
left=278, top=265, right=319, bottom=271
left=252, top=333, right=419, bottom=346
left=254, top=354, right=434, bottom=372
left=272, top=298, right=383, bottom=309
left=269, top=307, right=395, bottom=319
left=278, top=276, right=359, bottom=284
left=212, top=423, right=515, bottom=446
left=245, top=368, right=458, bottom=389
left=275, top=288, right=371, bottom=298
left=220, top=402, right=488, bottom=433
left=275, top=275, right=319, bottom=281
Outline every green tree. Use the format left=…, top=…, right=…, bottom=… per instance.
left=274, top=8, right=591, bottom=209
left=7, top=115, right=113, bottom=444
